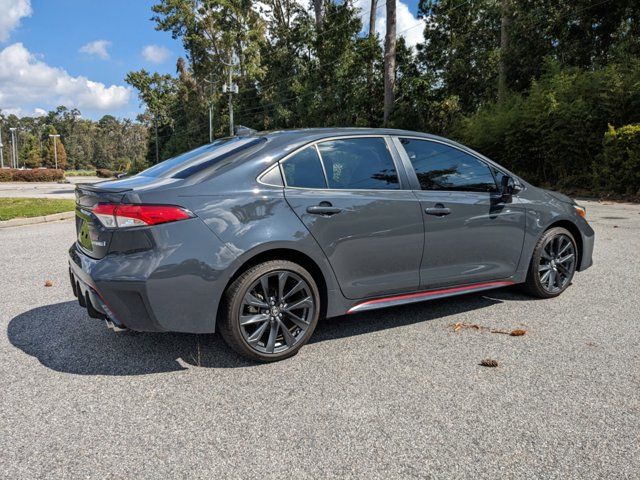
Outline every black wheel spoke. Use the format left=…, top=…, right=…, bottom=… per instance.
left=239, top=269, right=315, bottom=355
left=265, top=321, right=279, bottom=353
left=240, top=314, right=269, bottom=326
left=538, top=233, right=576, bottom=294
left=277, top=318, right=295, bottom=346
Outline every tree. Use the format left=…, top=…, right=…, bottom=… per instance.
left=383, top=0, right=397, bottom=125
left=369, top=0, right=378, bottom=37
left=313, top=0, right=323, bottom=30
left=498, top=0, right=511, bottom=103
left=19, top=134, right=41, bottom=168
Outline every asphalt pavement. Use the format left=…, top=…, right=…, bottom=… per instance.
left=0, top=200, right=638, bottom=479
left=0, top=176, right=101, bottom=199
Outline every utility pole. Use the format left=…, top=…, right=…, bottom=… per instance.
left=0, top=125, right=4, bottom=169
left=49, top=134, right=60, bottom=169
left=222, top=58, right=238, bottom=136
left=153, top=116, right=159, bottom=164
left=9, top=127, right=17, bottom=169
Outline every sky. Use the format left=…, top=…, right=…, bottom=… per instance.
left=0, top=0, right=423, bottom=121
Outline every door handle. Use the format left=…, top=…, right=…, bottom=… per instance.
left=307, top=205, right=342, bottom=216
left=425, top=204, right=451, bottom=216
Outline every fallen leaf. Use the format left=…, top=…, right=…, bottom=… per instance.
left=451, top=322, right=486, bottom=332
left=510, top=329, right=526, bottom=336
left=44, top=280, right=53, bottom=287
left=480, top=358, right=498, bottom=368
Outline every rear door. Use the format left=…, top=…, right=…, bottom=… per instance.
left=394, top=137, right=526, bottom=288
left=282, top=136, right=424, bottom=300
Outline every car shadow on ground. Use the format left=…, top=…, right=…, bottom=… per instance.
left=7, top=287, right=530, bottom=376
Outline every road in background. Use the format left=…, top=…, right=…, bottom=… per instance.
left=1, top=200, right=638, bottom=478
left=0, top=176, right=102, bottom=199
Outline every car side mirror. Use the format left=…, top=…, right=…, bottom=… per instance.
left=500, top=175, right=516, bottom=201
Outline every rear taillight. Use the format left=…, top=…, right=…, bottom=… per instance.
left=93, top=203, right=194, bottom=228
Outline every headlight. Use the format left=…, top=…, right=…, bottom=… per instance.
left=574, top=205, right=587, bottom=219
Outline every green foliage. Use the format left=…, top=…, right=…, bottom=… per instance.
left=455, top=61, right=640, bottom=196
left=19, top=134, right=42, bottom=168
left=0, top=106, right=148, bottom=172
left=598, top=124, right=640, bottom=197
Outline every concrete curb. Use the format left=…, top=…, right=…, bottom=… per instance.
left=0, top=210, right=75, bottom=229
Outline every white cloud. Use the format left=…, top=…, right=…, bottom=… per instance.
left=1, top=106, right=46, bottom=118
left=79, top=40, right=111, bottom=60
left=0, top=0, right=31, bottom=42
left=356, top=0, right=425, bottom=48
left=142, top=44, right=171, bottom=64
left=0, top=43, right=131, bottom=112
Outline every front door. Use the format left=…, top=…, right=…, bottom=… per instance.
left=282, top=137, right=424, bottom=299
left=396, top=137, right=526, bottom=288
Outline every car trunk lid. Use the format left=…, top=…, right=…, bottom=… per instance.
left=75, top=183, right=131, bottom=259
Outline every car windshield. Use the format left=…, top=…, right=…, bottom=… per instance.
left=138, top=136, right=264, bottom=178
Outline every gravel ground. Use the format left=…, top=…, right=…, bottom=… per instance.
left=0, top=200, right=638, bottom=479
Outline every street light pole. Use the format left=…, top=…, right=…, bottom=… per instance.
left=0, top=125, right=4, bottom=169
left=9, top=127, right=17, bottom=169
left=49, top=134, right=60, bottom=170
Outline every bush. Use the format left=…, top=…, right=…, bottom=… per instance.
left=96, top=169, right=116, bottom=178
left=0, top=169, right=65, bottom=182
left=597, top=124, right=640, bottom=197
left=453, top=61, right=640, bottom=196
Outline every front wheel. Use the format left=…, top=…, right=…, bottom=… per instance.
left=218, top=260, right=320, bottom=362
left=522, top=227, right=578, bottom=298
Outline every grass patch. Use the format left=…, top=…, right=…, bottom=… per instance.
left=64, top=169, right=97, bottom=177
left=0, top=198, right=75, bottom=221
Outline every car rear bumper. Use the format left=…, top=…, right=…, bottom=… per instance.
left=69, top=243, right=157, bottom=331
left=68, top=216, right=236, bottom=333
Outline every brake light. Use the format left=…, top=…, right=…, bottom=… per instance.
left=93, top=203, right=194, bottom=228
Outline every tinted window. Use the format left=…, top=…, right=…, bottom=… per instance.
left=140, top=137, right=265, bottom=179
left=282, top=147, right=327, bottom=189
left=318, top=138, right=399, bottom=190
left=400, top=139, right=497, bottom=192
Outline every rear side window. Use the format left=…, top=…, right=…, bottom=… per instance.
left=139, top=137, right=265, bottom=179
left=282, top=147, right=327, bottom=189
left=400, top=138, right=497, bottom=192
left=317, top=137, right=399, bottom=190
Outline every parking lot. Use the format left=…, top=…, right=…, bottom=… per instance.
left=1, top=200, right=638, bottom=478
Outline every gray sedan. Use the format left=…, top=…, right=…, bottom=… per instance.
left=68, top=128, right=594, bottom=361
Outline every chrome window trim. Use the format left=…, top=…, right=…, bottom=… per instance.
left=273, top=134, right=406, bottom=192
left=394, top=135, right=508, bottom=194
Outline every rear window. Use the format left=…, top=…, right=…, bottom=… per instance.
left=139, top=137, right=265, bottom=179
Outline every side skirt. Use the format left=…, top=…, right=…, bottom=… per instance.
left=346, top=281, right=516, bottom=314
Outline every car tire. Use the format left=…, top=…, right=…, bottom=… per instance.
left=522, top=227, right=578, bottom=299
left=218, top=260, right=320, bottom=362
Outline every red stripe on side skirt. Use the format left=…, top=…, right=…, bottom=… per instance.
left=347, top=281, right=515, bottom=314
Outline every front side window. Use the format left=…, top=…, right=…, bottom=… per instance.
left=317, top=138, right=399, bottom=190
left=282, top=147, right=327, bottom=189
left=400, top=138, right=497, bottom=192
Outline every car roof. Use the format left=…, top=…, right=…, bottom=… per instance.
left=255, top=127, right=438, bottom=142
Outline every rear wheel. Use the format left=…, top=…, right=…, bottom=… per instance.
left=218, top=260, right=320, bottom=362
left=522, top=227, right=578, bottom=298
